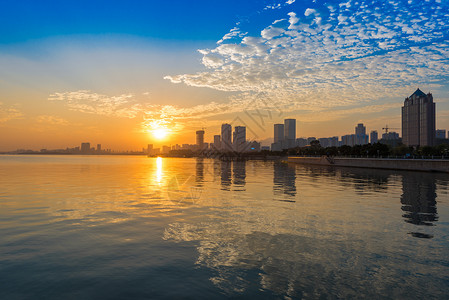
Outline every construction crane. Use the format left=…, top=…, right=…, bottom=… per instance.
left=382, top=125, right=399, bottom=134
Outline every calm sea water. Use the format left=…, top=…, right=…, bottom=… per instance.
left=0, top=155, right=448, bottom=299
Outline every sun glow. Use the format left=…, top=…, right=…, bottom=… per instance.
left=152, top=128, right=169, bottom=140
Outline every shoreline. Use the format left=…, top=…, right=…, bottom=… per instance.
left=288, top=156, right=449, bottom=173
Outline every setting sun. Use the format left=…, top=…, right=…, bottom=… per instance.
left=152, top=128, right=169, bottom=140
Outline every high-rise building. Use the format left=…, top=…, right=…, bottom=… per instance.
left=233, top=126, right=246, bottom=152
left=96, top=144, right=101, bottom=152
left=402, top=88, right=436, bottom=147
left=274, top=124, right=284, bottom=143
left=221, top=124, right=232, bottom=151
left=162, top=145, right=171, bottom=154
left=341, top=134, right=356, bottom=146
left=284, top=119, right=296, bottom=148
left=196, top=130, right=205, bottom=149
left=213, top=135, right=221, bottom=150
left=370, top=131, right=378, bottom=144
left=436, top=129, right=446, bottom=139
left=81, top=142, right=91, bottom=153
left=355, top=123, right=369, bottom=145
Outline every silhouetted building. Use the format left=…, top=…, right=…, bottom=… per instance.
left=341, top=134, right=355, bottom=146
left=272, top=123, right=285, bottom=151
left=196, top=130, right=205, bottom=149
left=233, top=126, right=246, bottom=152
left=318, top=138, right=330, bottom=148
left=213, top=135, right=221, bottom=150
left=355, top=123, right=369, bottom=145
left=96, top=144, right=101, bottom=152
left=221, top=124, right=232, bottom=152
left=274, top=124, right=284, bottom=143
left=402, top=88, right=436, bottom=147
left=370, top=130, right=378, bottom=144
left=284, top=119, right=296, bottom=148
left=380, top=132, right=401, bottom=147
left=162, top=145, right=170, bottom=154
left=81, top=142, right=91, bottom=153
left=382, top=132, right=400, bottom=140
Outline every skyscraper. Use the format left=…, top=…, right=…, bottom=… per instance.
left=274, top=124, right=284, bottom=143
left=233, top=126, right=246, bottom=152
left=284, top=119, right=296, bottom=141
left=402, top=88, right=436, bottom=147
left=81, top=142, right=90, bottom=153
left=196, top=130, right=205, bottom=149
left=355, top=123, right=368, bottom=145
left=370, top=131, right=378, bottom=144
left=221, top=123, right=232, bottom=151
left=213, top=135, right=221, bottom=150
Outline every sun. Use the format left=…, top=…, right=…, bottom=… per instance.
left=152, top=128, right=169, bottom=140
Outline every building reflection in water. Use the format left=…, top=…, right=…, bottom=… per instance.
left=232, top=160, right=246, bottom=190
left=401, top=173, right=438, bottom=229
left=302, top=165, right=390, bottom=194
left=163, top=163, right=448, bottom=298
left=220, top=160, right=232, bottom=191
left=195, top=158, right=204, bottom=187
left=273, top=162, right=296, bottom=200
left=302, top=165, right=440, bottom=237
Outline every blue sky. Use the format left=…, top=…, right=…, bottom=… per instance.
left=0, top=0, right=274, bottom=43
left=1, top=0, right=449, bottom=150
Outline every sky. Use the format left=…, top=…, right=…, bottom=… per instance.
left=1, top=0, right=449, bottom=151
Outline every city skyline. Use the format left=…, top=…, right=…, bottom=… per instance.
left=1, top=0, right=449, bottom=151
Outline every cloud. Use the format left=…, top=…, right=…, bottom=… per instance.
left=0, top=102, right=24, bottom=123
left=48, top=90, right=148, bottom=118
left=304, top=8, right=317, bottom=16
left=165, top=0, right=449, bottom=114
left=36, top=115, right=69, bottom=126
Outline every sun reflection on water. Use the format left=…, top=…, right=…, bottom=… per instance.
left=156, top=157, right=163, bottom=184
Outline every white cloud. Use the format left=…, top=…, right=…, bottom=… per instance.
left=164, top=0, right=449, bottom=116
left=48, top=90, right=147, bottom=118
left=261, top=26, right=285, bottom=39
left=304, top=8, right=317, bottom=17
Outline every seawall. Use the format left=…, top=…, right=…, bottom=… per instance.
left=287, top=156, right=449, bottom=173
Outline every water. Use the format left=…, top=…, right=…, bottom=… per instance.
left=0, top=155, right=448, bottom=299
